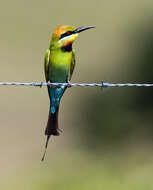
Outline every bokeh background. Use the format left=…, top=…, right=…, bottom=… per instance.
left=0, top=0, right=153, bottom=189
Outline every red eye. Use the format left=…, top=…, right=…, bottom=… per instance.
left=60, top=31, right=72, bottom=39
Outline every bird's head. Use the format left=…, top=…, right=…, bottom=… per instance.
left=50, top=25, right=95, bottom=49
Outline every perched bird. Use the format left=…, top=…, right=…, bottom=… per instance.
left=42, top=25, right=95, bottom=161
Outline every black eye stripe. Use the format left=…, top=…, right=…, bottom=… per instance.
left=60, top=31, right=74, bottom=39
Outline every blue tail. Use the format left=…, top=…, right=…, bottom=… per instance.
left=44, top=86, right=65, bottom=137
left=49, top=87, right=65, bottom=114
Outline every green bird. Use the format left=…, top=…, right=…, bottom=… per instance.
left=42, top=25, right=95, bottom=161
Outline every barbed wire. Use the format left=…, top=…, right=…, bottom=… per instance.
left=0, top=81, right=153, bottom=88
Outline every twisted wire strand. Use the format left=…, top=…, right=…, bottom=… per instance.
left=0, top=82, right=153, bottom=88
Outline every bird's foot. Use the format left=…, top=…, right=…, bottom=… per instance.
left=39, top=82, right=43, bottom=88
left=67, top=81, right=72, bottom=88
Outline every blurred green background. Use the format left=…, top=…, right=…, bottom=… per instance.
left=0, top=0, right=153, bottom=189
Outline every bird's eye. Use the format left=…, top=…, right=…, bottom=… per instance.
left=60, top=31, right=73, bottom=39
left=65, top=31, right=70, bottom=35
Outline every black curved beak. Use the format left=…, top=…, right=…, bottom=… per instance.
left=75, top=26, right=95, bottom=33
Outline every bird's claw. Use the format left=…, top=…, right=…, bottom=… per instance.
left=40, top=82, right=43, bottom=88
left=101, top=81, right=104, bottom=91
left=67, top=81, right=72, bottom=88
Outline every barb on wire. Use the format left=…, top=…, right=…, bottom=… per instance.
left=0, top=81, right=153, bottom=88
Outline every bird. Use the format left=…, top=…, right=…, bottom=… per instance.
left=42, top=25, right=95, bottom=161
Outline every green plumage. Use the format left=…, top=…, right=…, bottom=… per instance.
left=45, top=48, right=75, bottom=83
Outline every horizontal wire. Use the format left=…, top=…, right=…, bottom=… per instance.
left=0, top=81, right=153, bottom=88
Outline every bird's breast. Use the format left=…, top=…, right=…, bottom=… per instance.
left=49, top=50, right=72, bottom=82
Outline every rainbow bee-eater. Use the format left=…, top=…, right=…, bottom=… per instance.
left=42, top=25, right=95, bottom=161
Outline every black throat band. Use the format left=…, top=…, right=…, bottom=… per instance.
left=61, top=44, right=72, bottom=52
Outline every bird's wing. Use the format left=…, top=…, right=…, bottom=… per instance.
left=44, top=48, right=50, bottom=82
left=69, top=49, right=76, bottom=81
